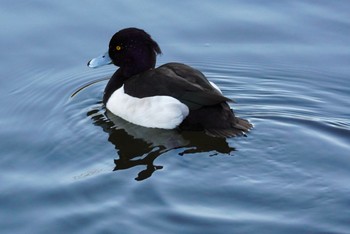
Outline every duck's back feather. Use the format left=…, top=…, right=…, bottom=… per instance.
left=124, top=63, right=231, bottom=110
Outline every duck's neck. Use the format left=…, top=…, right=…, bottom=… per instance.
left=103, top=69, right=127, bottom=105
left=122, top=46, right=157, bottom=77
left=103, top=48, right=157, bottom=105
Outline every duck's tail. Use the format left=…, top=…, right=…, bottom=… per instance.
left=179, top=103, right=253, bottom=138
left=205, top=116, right=253, bottom=138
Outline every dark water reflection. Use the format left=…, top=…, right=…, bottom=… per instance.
left=88, top=107, right=235, bottom=181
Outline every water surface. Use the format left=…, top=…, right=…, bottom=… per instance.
left=1, top=1, right=350, bottom=233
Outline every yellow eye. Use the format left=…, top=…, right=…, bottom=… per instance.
left=116, top=46, right=122, bottom=51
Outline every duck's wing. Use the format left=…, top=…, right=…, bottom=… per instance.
left=124, top=63, right=232, bottom=110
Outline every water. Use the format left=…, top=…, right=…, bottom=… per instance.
left=1, top=1, right=350, bottom=233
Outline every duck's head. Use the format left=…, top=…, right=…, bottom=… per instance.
left=88, top=28, right=162, bottom=77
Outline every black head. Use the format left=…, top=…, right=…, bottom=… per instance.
left=108, top=28, right=162, bottom=77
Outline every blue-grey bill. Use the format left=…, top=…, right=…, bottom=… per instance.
left=87, top=51, right=112, bottom=68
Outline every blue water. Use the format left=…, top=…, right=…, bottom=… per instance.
left=1, top=1, right=350, bottom=233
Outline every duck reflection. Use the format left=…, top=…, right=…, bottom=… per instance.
left=88, top=107, right=236, bottom=181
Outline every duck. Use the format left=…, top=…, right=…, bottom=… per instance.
left=87, top=27, right=252, bottom=137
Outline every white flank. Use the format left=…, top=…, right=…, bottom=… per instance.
left=209, top=81, right=222, bottom=94
left=106, top=86, right=189, bottom=129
